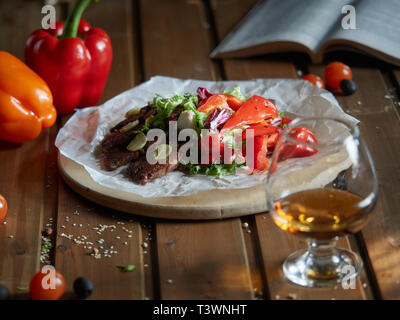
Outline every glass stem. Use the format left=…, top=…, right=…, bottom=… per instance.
left=304, top=237, right=340, bottom=280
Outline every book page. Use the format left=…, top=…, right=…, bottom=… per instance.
left=211, top=0, right=353, bottom=57
left=323, top=0, right=400, bottom=60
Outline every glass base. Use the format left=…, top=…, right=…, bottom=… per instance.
left=283, top=239, right=363, bottom=288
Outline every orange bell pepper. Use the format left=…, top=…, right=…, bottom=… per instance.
left=0, top=51, right=56, bottom=143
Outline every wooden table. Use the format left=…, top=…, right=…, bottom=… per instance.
left=1, top=0, right=399, bottom=300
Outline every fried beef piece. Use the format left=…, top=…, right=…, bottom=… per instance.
left=110, top=106, right=155, bottom=132
left=100, top=105, right=155, bottom=153
left=126, top=158, right=179, bottom=185
left=100, top=130, right=136, bottom=152
left=99, top=150, right=140, bottom=171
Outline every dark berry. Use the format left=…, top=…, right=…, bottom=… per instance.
left=340, top=79, right=356, bottom=95
left=73, top=277, right=94, bottom=299
left=0, top=285, right=10, bottom=300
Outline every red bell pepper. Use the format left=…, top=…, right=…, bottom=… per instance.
left=220, top=95, right=278, bottom=133
left=280, top=126, right=318, bottom=160
left=197, top=94, right=229, bottom=113
left=224, top=94, right=243, bottom=111
left=243, top=135, right=269, bottom=172
left=242, top=123, right=278, bottom=140
left=25, top=0, right=112, bottom=114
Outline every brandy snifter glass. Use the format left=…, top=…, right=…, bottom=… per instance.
left=265, top=117, right=378, bottom=288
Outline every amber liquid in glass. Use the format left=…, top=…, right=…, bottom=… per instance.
left=272, top=189, right=370, bottom=239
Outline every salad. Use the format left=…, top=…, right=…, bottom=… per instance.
left=97, top=86, right=318, bottom=185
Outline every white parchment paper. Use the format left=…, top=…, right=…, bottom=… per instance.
left=55, top=76, right=358, bottom=198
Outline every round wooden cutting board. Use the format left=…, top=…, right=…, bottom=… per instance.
left=58, top=154, right=268, bottom=220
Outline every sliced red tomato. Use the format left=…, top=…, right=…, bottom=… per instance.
left=267, top=132, right=280, bottom=151
left=280, top=126, right=318, bottom=160
left=281, top=117, right=293, bottom=126
left=243, top=135, right=269, bottom=172
left=197, top=94, right=229, bottom=113
left=199, top=133, right=224, bottom=164
left=221, top=95, right=278, bottom=133
left=223, top=94, right=243, bottom=111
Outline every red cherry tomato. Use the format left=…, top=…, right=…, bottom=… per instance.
left=29, top=269, right=66, bottom=300
left=325, top=62, right=352, bottom=89
left=280, top=126, right=318, bottom=160
left=0, top=194, right=7, bottom=221
left=302, top=74, right=325, bottom=89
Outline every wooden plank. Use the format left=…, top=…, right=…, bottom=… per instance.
left=0, top=0, right=55, bottom=296
left=310, top=63, right=400, bottom=299
left=141, top=0, right=217, bottom=80
left=53, top=0, right=146, bottom=299
left=211, top=0, right=371, bottom=299
left=140, top=0, right=254, bottom=299
left=339, top=65, right=400, bottom=300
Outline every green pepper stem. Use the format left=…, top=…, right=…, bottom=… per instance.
left=61, top=0, right=98, bottom=39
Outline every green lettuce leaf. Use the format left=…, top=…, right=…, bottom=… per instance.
left=224, top=86, right=246, bottom=101
left=185, top=161, right=245, bottom=178
left=151, top=93, right=208, bottom=131
left=151, top=94, right=185, bottom=128
left=181, top=94, right=209, bottom=131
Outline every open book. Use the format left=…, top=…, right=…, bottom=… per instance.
left=211, top=0, right=400, bottom=66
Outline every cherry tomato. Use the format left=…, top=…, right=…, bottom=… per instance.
left=325, top=62, right=352, bottom=89
left=280, top=127, right=318, bottom=160
left=302, top=74, right=325, bottom=89
left=0, top=194, right=7, bottom=221
left=29, top=269, right=66, bottom=300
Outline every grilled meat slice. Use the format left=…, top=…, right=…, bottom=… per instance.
left=126, top=158, right=179, bottom=185
left=100, top=130, right=136, bottom=152
left=99, top=150, right=140, bottom=171
left=110, top=106, right=155, bottom=132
